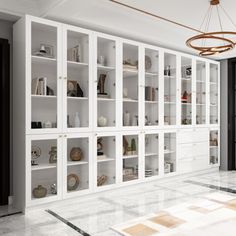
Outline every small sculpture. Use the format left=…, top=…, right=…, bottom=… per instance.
left=97, top=74, right=109, bottom=98
left=49, top=146, right=57, bottom=164
left=97, top=175, right=108, bottom=186
left=32, top=185, right=47, bottom=198
left=97, top=138, right=104, bottom=156
left=131, top=138, right=137, bottom=155
left=123, top=136, right=129, bottom=155
left=50, top=183, right=57, bottom=195
left=70, top=147, right=83, bottom=161
left=31, top=146, right=41, bottom=166
left=98, top=116, right=108, bottom=127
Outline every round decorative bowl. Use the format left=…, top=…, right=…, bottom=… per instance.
left=32, top=185, right=47, bottom=198
left=70, top=147, right=83, bottom=161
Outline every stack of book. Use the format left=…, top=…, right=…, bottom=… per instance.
left=31, top=77, right=47, bottom=95
left=145, top=86, right=156, bottom=101
left=123, top=64, right=138, bottom=71
left=67, top=45, right=81, bottom=62
left=145, top=169, right=153, bottom=177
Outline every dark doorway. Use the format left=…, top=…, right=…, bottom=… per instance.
left=228, top=58, right=236, bottom=170
left=0, top=38, right=10, bottom=205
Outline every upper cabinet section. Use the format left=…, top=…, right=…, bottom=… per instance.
left=63, top=26, right=92, bottom=132
left=24, top=16, right=220, bottom=134
left=29, top=19, right=62, bottom=134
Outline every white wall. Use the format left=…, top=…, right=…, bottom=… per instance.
left=220, top=60, right=228, bottom=171
left=0, top=19, right=13, bottom=196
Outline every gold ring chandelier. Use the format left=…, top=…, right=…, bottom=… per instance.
left=186, top=0, right=236, bottom=56
left=109, top=0, right=236, bottom=56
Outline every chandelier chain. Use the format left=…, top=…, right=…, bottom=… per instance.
left=219, top=4, right=236, bottom=29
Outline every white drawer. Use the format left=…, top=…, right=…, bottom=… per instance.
left=178, top=129, right=208, bottom=144
left=179, top=143, right=193, bottom=159
left=178, top=156, right=208, bottom=173
left=193, top=142, right=208, bottom=156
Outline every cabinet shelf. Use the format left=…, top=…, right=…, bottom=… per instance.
left=145, top=72, right=158, bottom=77
left=31, top=95, right=57, bottom=99
left=164, top=75, right=175, bottom=79
left=67, top=61, right=88, bottom=68
left=97, top=65, right=115, bottom=72
left=97, top=157, right=115, bottom=163
left=181, top=103, right=192, bottom=105
left=123, top=155, right=138, bottom=159
left=67, top=96, right=88, bottom=100
left=123, top=69, right=138, bottom=78
left=32, top=55, right=57, bottom=65
left=145, top=153, right=158, bottom=157
left=123, top=98, right=138, bottom=103
left=145, top=100, right=158, bottom=104
left=164, top=150, right=175, bottom=154
left=164, top=102, right=176, bottom=105
left=196, top=80, right=205, bottom=83
left=97, top=97, right=115, bottom=102
left=31, top=163, right=57, bottom=171
left=67, top=161, right=88, bottom=166
left=181, top=78, right=191, bottom=81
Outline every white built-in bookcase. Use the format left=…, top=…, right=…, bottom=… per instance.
left=13, top=15, right=220, bottom=211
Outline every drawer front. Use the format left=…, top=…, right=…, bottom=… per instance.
left=179, top=143, right=193, bottom=159
left=178, top=129, right=208, bottom=144
left=178, top=156, right=208, bottom=173
left=193, top=142, right=208, bottom=157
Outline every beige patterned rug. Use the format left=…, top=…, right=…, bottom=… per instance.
left=111, top=192, right=236, bottom=236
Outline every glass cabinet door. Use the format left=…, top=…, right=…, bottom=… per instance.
left=164, top=132, right=176, bottom=174
left=30, top=137, right=60, bottom=201
left=209, top=130, right=219, bottom=165
left=196, top=60, right=206, bottom=125
left=96, top=135, right=116, bottom=187
left=145, top=133, right=159, bottom=177
left=66, top=137, right=90, bottom=193
left=31, top=22, right=60, bottom=132
left=96, top=37, right=116, bottom=128
left=209, top=63, right=219, bottom=125
left=65, top=29, right=90, bottom=129
left=123, top=43, right=139, bottom=127
left=181, top=57, right=192, bottom=125
left=144, top=48, right=159, bottom=127
left=122, top=134, right=139, bottom=182
left=164, top=53, right=176, bottom=125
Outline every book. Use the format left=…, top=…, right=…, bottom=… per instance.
left=38, top=77, right=47, bottom=95
left=31, top=78, right=39, bottom=95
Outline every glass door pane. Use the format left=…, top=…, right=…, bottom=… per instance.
left=97, top=136, right=116, bottom=187
left=66, top=31, right=89, bottom=128
left=123, top=44, right=139, bottom=127
left=210, top=64, right=219, bottom=124
left=164, top=53, right=176, bottom=125
left=144, top=49, right=159, bottom=126
left=145, top=134, right=159, bottom=177
left=196, top=61, right=206, bottom=124
left=31, top=22, right=58, bottom=130
left=209, top=130, right=219, bottom=165
left=164, top=133, right=176, bottom=174
left=31, top=139, right=58, bottom=200
left=67, top=137, right=89, bottom=193
left=123, top=134, right=139, bottom=181
left=97, top=37, right=116, bottom=128
left=181, top=57, right=192, bottom=125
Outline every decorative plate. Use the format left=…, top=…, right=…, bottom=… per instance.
left=145, top=55, right=152, bottom=70
left=67, top=174, right=79, bottom=191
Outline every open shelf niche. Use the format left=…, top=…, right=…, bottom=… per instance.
left=97, top=37, right=116, bottom=128
left=210, top=63, right=219, bottom=125
left=209, top=130, right=219, bottom=165
left=123, top=134, right=139, bottom=182
left=66, top=30, right=89, bottom=129
left=67, top=137, right=89, bottom=193
left=31, top=139, right=58, bottom=200
left=97, top=135, right=116, bottom=187
left=123, top=43, right=139, bottom=127
left=181, top=56, right=192, bottom=125
left=145, top=133, right=159, bottom=177
left=164, top=133, right=176, bottom=174
left=164, top=53, right=176, bottom=125
left=144, top=48, right=159, bottom=126
left=31, top=22, right=58, bottom=130
left=196, top=60, right=206, bottom=124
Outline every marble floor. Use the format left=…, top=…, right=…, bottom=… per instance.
left=1, top=170, right=236, bottom=236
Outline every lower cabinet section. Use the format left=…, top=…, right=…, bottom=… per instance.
left=25, top=128, right=219, bottom=208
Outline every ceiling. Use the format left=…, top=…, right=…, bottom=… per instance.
left=1, top=0, right=236, bottom=59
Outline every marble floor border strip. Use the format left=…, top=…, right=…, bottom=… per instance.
left=0, top=211, right=22, bottom=218
left=184, top=180, right=236, bottom=194
left=46, top=209, right=91, bottom=236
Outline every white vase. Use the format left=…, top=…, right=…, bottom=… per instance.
left=74, top=112, right=80, bottom=127
left=98, top=116, right=107, bottom=127
left=123, top=112, right=130, bottom=126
